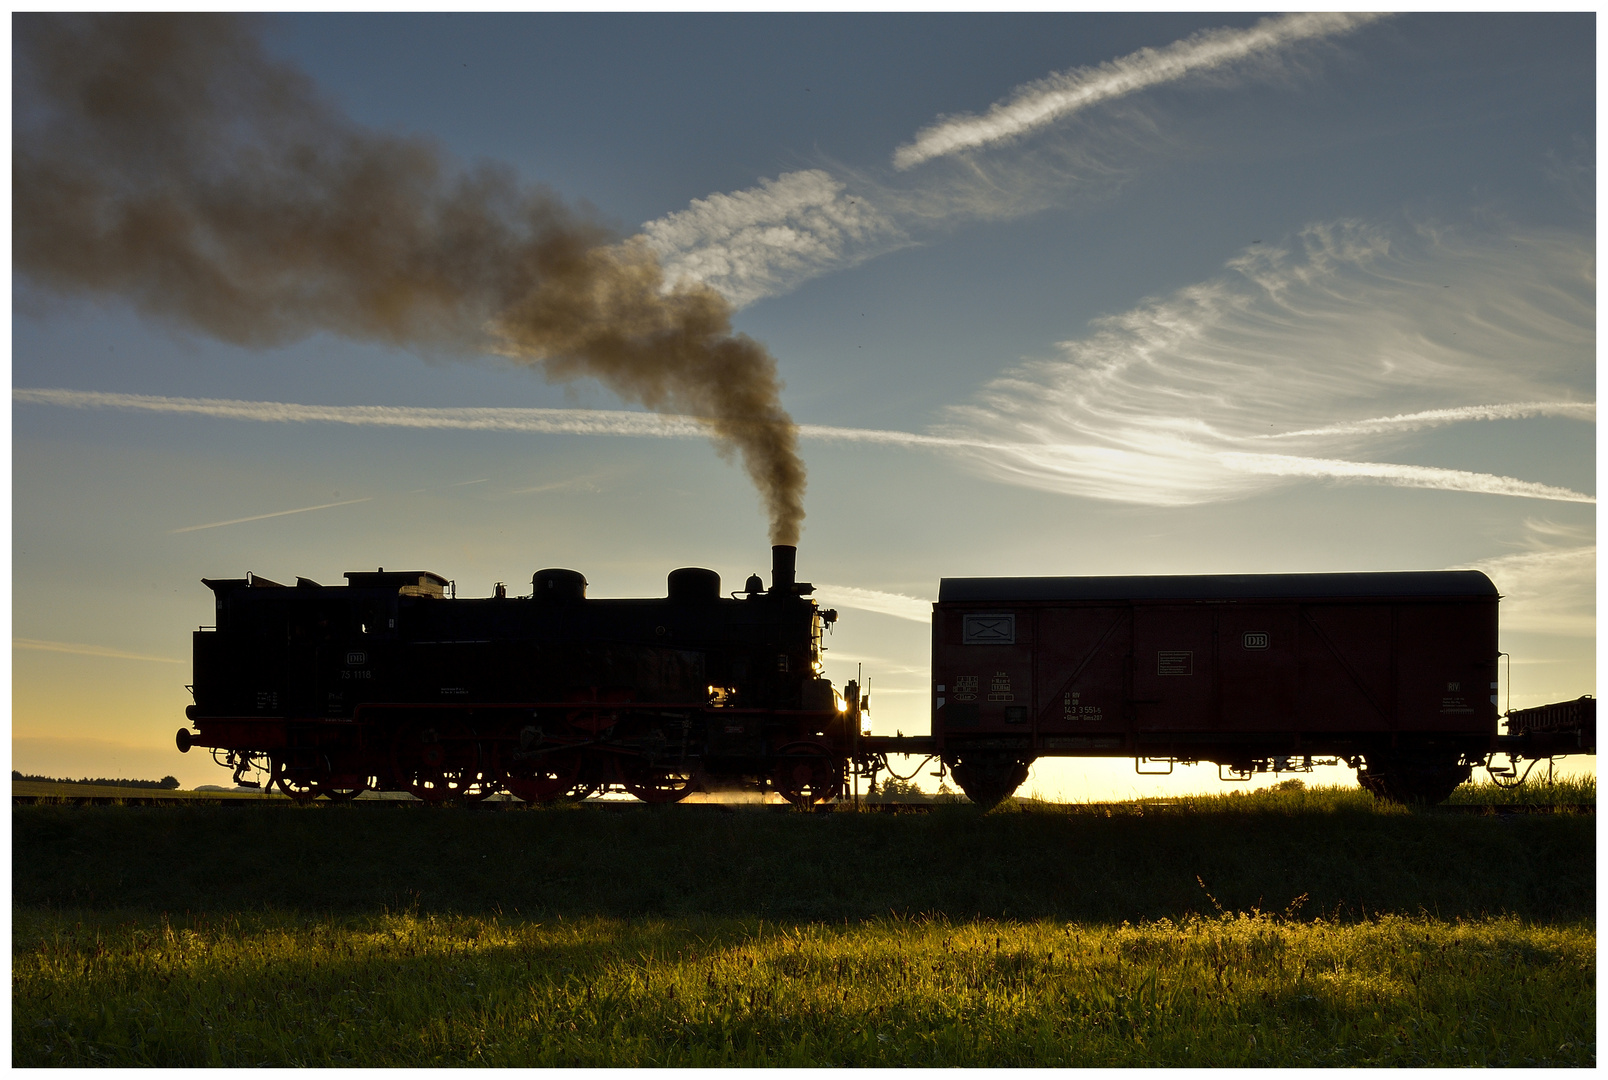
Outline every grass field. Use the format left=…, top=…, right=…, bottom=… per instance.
left=10, top=780, right=282, bottom=801
left=13, top=781, right=1595, bottom=1066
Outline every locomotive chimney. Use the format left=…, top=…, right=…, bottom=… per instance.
left=771, top=545, right=797, bottom=594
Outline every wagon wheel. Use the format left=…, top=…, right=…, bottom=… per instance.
left=503, top=749, right=591, bottom=804
left=946, top=753, right=1033, bottom=811
left=621, top=759, right=698, bottom=804
left=771, top=742, right=842, bottom=806
left=1357, top=751, right=1472, bottom=806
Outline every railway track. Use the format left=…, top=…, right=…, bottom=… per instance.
left=8, top=793, right=928, bottom=811
left=11, top=793, right=1594, bottom=814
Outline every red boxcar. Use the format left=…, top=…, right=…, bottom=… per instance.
left=926, top=571, right=1500, bottom=805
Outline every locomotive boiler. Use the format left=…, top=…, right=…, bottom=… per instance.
left=179, top=546, right=860, bottom=805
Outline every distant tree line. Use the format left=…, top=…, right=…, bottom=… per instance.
left=865, top=775, right=965, bottom=803
left=12, top=772, right=180, bottom=790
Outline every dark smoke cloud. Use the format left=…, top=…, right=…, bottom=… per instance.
left=13, top=13, right=806, bottom=544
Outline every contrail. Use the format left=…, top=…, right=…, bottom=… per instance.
left=17, top=387, right=1594, bottom=505
left=14, top=387, right=991, bottom=449
left=1255, top=402, right=1596, bottom=439
left=894, top=12, right=1385, bottom=169
left=14, top=387, right=711, bottom=438
left=13, top=638, right=183, bottom=664
left=1220, top=453, right=1595, bottom=504
left=172, top=497, right=374, bottom=533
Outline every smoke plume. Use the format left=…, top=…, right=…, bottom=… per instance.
left=13, top=13, right=806, bottom=543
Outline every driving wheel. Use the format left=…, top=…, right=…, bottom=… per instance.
left=391, top=726, right=495, bottom=803
left=503, top=749, right=592, bottom=804
left=621, top=759, right=698, bottom=804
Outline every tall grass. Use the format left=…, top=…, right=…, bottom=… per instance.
left=14, top=785, right=1593, bottom=1066
left=15, top=786, right=1592, bottom=923
left=1446, top=775, right=1596, bottom=806
left=1029, top=776, right=1596, bottom=814
left=13, top=907, right=1592, bottom=1067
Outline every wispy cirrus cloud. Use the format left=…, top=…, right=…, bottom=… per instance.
left=942, top=220, right=1595, bottom=506
left=1456, top=520, right=1595, bottom=638
left=640, top=143, right=1144, bottom=307
left=964, top=441, right=1592, bottom=506
left=1466, top=546, right=1596, bottom=637
left=893, top=13, right=1385, bottom=170
left=640, top=170, right=904, bottom=307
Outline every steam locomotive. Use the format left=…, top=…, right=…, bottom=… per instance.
left=178, top=546, right=1593, bottom=806
left=180, top=546, right=859, bottom=805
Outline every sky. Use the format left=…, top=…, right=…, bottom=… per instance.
left=11, top=12, right=1596, bottom=798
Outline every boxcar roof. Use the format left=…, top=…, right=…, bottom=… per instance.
left=937, top=570, right=1498, bottom=604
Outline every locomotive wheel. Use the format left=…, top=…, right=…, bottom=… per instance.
left=396, top=765, right=497, bottom=804
left=621, top=760, right=698, bottom=804
left=391, top=727, right=496, bottom=804
left=1357, top=752, right=1472, bottom=806
left=946, top=753, right=1033, bottom=811
left=771, top=743, right=842, bottom=806
left=503, top=750, right=592, bottom=804
left=448, top=766, right=498, bottom=803
left=270, top=755, right=330, bottom=805
left=270, top=753, right=368, bottom=804
left=272, top=771, right=319, bottom=805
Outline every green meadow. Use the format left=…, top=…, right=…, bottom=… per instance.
left=13, top=781, right=1595, bottom=1066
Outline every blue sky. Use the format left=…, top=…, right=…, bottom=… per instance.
left=12, top=13, right=1595, bottom=796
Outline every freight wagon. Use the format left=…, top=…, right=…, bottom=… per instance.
left=911, top=572, right=1508, bottom=806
